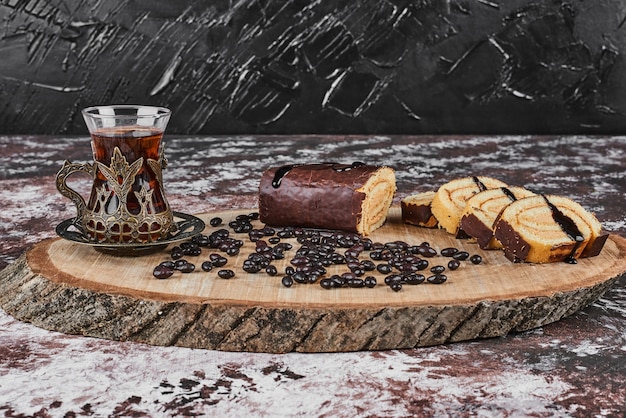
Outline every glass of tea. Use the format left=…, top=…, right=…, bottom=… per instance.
left=56, top=105, right=174, bottom=244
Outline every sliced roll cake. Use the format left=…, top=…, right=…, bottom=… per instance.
left=460, top=186, right=536, bottom=249
left=493, top=194, right=608, bottom=264
left=431, top=176, right=508, bottom=236
left=401, top=191, right=438, bottom=228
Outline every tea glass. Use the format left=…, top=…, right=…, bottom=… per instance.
left=56, top=105, right=174, bottom=244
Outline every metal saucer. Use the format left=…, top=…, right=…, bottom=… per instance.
left=56, top=211, right=206, bottom=256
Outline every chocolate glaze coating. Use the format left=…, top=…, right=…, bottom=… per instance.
left=460, top=213, right=495, bottom=248
left=493, top=220, right=529, bottom=263
left=401, top=201, right=437, bottom=228
left=258, top=163, right=381, bottom=232
left=581, top=231, right=610, bottom=258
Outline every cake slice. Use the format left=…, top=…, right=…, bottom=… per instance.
left=541, top=195, right=608, bottom=259
left=401, top=191, right=438, bottom=228
left=493, top=194, right=608, bottom=263
left=460, top=186, right=536, bottom=249
left=431, top=176, right=508, bottom=236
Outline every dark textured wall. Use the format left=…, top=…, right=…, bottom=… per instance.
left=1, top=0, right=624, bottom=135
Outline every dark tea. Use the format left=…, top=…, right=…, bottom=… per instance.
left=86, top=126, right=171, bottom=242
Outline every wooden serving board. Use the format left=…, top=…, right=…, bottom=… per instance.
left=1, top=207, right=625, bottom=353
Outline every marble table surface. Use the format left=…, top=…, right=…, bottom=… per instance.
left=0, top=135, right=624, bottom=417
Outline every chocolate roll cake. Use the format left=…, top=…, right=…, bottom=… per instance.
left=258, top=163, right=396, bottom=235
left=493, top=194, right=608, bottom=264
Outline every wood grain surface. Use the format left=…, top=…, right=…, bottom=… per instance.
left=1, top=207, right=625, bottom=353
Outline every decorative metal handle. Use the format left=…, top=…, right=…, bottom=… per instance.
left=55, top=160, right=95, bottom=230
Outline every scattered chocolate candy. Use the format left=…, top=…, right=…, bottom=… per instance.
left=430, top=265, right=446, bottom=274
left=389, top=282, right=403, bottom=292
left=191, top=234, right=209, bottom=247
left=170, top=246, right=183, bottom=260
left=364, top=276, right=377, bottom=288
left=427, top=274, right=447, bottom=284
left=319, top=277, right=333, bottom=289
left=174, top=259, right=189, bottom=269
left=281, top=275, right=294, bottom=287
left=447, top=259, right=461, bottom=271
left=403, top=273, right=425, bottom=285
left=452, top=251, right=470, bottom=261
left=377, top=264, right=392, bottom=274
left=153, top=264, right=174, bottom=279
left=217, top=269, right=235, bottom=279
left=440, top=247, right=459, bottom=257
left=151, top=212, right=490, bottom=288
left=159, top=260, right=175, bottom=269
left=347, top=278, right=365, bottom=288
left=418, top=245, right=437, bottom=258
left=384, top=274, right=402, bottom=286
left=181, top=243, right=202, bottom=256
left=209, top=254, right=228, bottom=267
left=176, top=261, right=195, bottom=273
left=416, top=259, right=429, bottom=270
